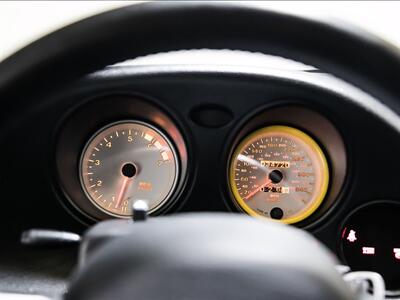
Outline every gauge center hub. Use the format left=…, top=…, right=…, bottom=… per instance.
left=121, top=163, right=137, bottom=178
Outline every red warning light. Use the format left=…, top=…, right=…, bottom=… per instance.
left=362, top=247, right=375, bottom=255
left=346, top=229, right=357, bottom=243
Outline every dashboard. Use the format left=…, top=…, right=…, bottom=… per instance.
left=1, top=50, right=400, bottom=296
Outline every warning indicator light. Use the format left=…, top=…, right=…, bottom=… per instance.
left=347, top=229, right=357, bottom=243
left=362, top=247, right=375, bottom=255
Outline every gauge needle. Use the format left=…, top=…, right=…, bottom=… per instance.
left=115, top=177, right=133, bottom=208
left=244, top=179, right=272, bottom=201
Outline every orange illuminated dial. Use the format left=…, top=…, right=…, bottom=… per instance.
left=229, top=126, right=329, bottom=224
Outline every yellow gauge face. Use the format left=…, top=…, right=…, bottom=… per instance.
left=229, top=126, right=329, bottom=224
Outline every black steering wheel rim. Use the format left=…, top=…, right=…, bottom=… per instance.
left=0, top=2, right=400, bottom=128
left=1, top=4, right=399, bottom=299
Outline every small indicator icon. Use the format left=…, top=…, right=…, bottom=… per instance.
left=393, top=248, right=400, bottom=260
left=362, top=247, right=375, bottom=255
left=347, top=230, right=357, bottom=243
left=138, top=181, right=153, bottom=191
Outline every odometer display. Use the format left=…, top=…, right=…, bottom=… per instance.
left=229, top=126, right=329, bottom=224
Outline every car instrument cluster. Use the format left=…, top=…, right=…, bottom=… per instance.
left=54, top=93, right=399, bottom=293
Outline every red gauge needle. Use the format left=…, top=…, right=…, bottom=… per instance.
left=115, top=177, right=133, bottom=208
left=244, top=179, right=272, bottom=201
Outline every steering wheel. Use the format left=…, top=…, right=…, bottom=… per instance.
left=1, top=2, right=399, bottom=299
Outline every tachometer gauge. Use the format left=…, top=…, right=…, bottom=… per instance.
left=80, top=121, right=179, bottom=218
left=229, top=125, right=329, bottom=224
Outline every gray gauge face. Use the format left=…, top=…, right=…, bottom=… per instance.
left=80, top=121, right=179, bottom=218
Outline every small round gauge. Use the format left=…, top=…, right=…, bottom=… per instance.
left=80, top=121, right=179, bottom=218
left=229, top=125, right=329, bottom=224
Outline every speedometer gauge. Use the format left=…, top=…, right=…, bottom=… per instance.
left=229, top=125, right=329, bottom=224
left=80, top=121, right=179, bottom=218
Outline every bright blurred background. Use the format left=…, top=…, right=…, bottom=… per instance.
left=0, top=1, right=400, bottom=62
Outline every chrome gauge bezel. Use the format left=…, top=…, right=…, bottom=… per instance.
left=79, top=120, right=180, bottom=218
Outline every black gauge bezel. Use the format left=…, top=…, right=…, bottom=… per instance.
left=54, top=93, right=191, bottom=224
left=220, top=103, right=349, bottom=228
left=78, top=120, right=181, bottom=218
